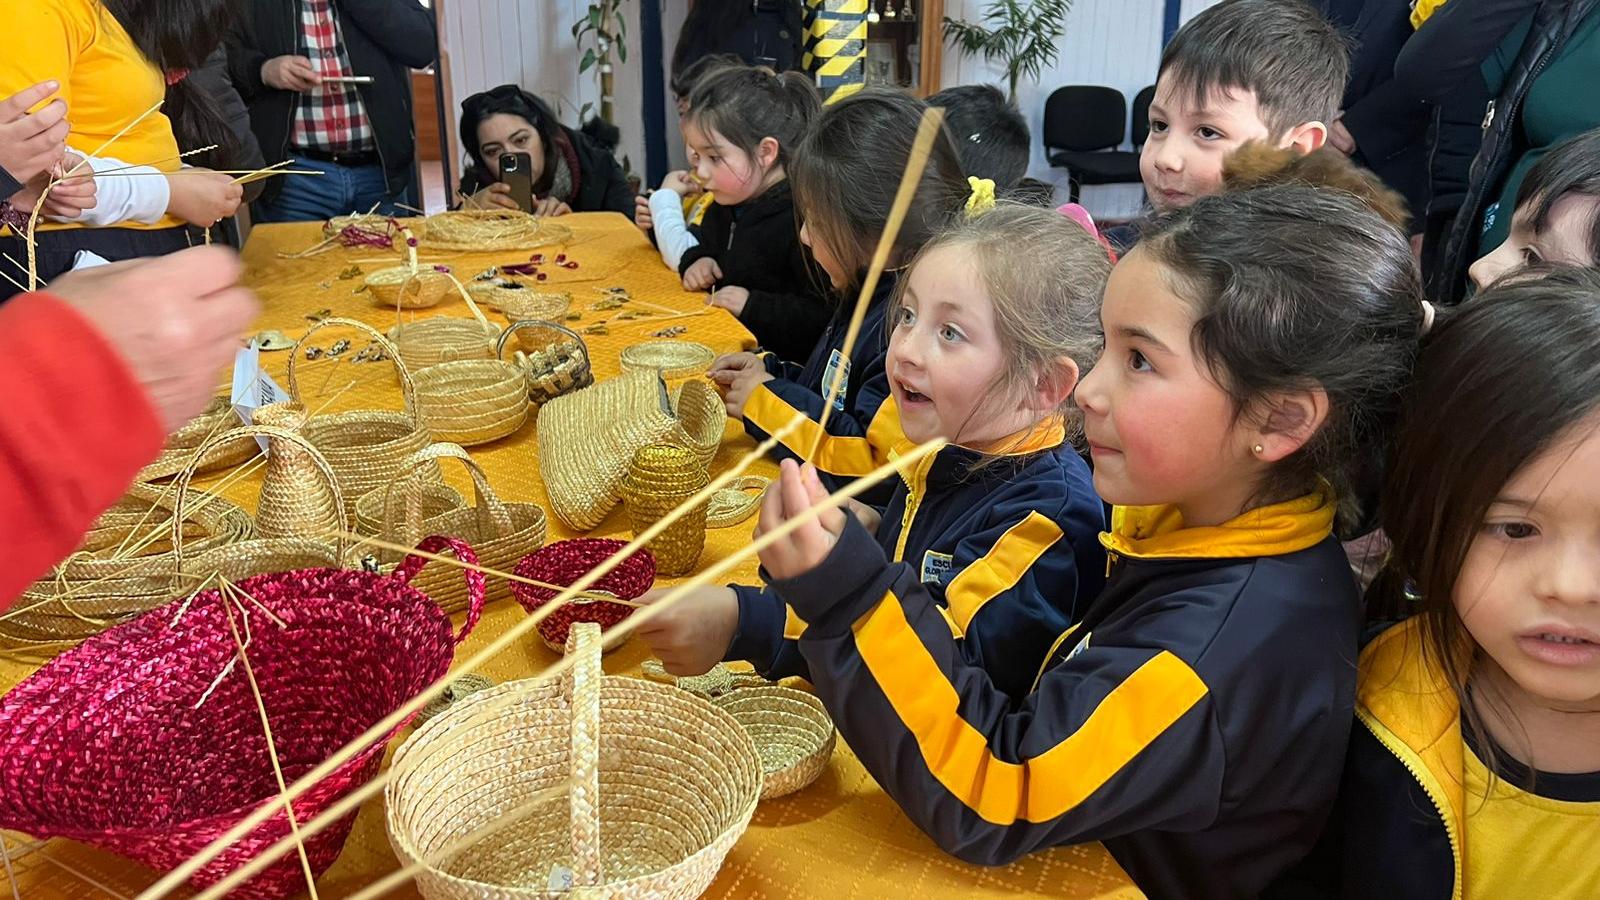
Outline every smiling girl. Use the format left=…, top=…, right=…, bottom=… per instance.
left=639, top=203, right=1111, bottom=699
left=748, top=185, right=1427, bottom=898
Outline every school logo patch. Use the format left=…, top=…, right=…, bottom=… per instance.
left=821, top=349, right=850, bottom=412
left=1064, top=631, right=1092, bottom=662
left=920, top=551, right=954, bottom=585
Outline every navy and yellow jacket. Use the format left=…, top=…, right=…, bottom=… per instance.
left=743, top=270, right=904, bottom=505
left=769, top=490, right=1361, bottom=900
left=727, top=419, right=1107, bottom=698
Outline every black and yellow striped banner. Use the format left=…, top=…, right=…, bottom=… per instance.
left=804, top=0, right=868, bottom=103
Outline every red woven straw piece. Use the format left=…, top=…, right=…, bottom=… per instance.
left=0, top=535, right=485, bottom=899
left=511, top=538, right=655, bottom=649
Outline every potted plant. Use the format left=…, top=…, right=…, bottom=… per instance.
left=943, top=0, right=1072, bottom=105
left=572, top=0, right=629, bottom=124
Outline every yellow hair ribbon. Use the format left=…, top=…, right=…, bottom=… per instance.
left=965, top=176, right=996, bottom=217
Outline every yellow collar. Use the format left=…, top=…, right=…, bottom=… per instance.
left=889, top=416, right=1067, bottom=461
left=1099, top=488, right=1335, bottom=560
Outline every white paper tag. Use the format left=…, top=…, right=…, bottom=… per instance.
left=230, top=343, right=289, bottom=451
left=546, top=864, right=574, bottom=891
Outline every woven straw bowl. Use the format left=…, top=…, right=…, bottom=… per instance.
left=472, top=283, right=570, bottom=322
left=0, top=536, right=488, bottom=899
left=496, top=320, right=594, bottom=406
left=422, top=208, right=574, bottom=252
left=367, top=266, right=454, bottom=310
left=510, top=538, right=654, bottom=652
left=712, top=687, right=837, bottom=799
left=374, top=443, right=548, bottom=613
left=619, top=340, right=716, bottom=381
left=385, top=623, right=762, bottom=899
left=412, top=359, right=531, bottom=446
left=388, top=317, right=503, bottom=370
left=289, top=318, right=438, bottom=521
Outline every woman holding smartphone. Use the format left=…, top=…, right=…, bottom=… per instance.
left=456, top=85, right=631, bottom=216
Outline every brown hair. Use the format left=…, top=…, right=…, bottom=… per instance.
left=684, top=65, right=820, bottom=172
left=790, top=89, right=970, bottom=290
left=893, top=202, right=1112, bottom=445
left=1371, top=267, right=1600, bottom=780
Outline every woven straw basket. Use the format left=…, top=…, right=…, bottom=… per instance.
left=289, top=318, right=438, bottom=522
left=619, top=340, right=716, bottom=381
left=356, top=477, right=465, bottom=537
left=389, top=284, right=504, bottom=371
left=422, top=208, right=574, bottom=252
left=621, top=444, right=709, bottom=576
left=0, top=535, right=488, bottom=899
left=510, top=538, right=654, bottom=652
left=385, top=622, right=762, bottom=899
left=135, top=396, right=254, bottom=482
left=371, top=442, right=548, bottom=612
left=536, top=373, right=725, bottom=531
left=413, top=358, right=531, bottom=446
left=367, top=265, right=454, bottom=310
left=496, top=320, right=594, bottom=407
left=469, top=282, right=570, bottom=321
left=641, top=661, right=837, bottom=800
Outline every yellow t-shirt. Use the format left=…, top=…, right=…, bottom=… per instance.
left=0, top=0, right=182, bottom=231
left=1463, top=743, right=1600, bottom=900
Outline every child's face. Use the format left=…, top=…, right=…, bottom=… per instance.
left=684, top=119, right=773, bottom=205
left=1140, top=78, right=1318, bottom=212
left=799, top=220, right=849, bottom=290
left=1075, top=249, right=1262, bottom=526
left=887, top=245, right=1049, bottom=445
left=1469, top=193, right=1600, bottom=291
left=1454, top=413, right=1600, bottom=710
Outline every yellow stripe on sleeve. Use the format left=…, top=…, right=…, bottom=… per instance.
left=744, top=385, right=902, bottom=477
left=944, top=512, right=1064, bottom=636
left=852, top=592, right=1209, bottom=825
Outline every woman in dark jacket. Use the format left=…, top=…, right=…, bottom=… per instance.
left=456, top=84, right=631, bottom=217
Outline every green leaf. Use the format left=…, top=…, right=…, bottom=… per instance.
left=617, top=40, right=627, bottom=63
left=581, top=101, right=595, bottom=121
left=590, top=6, right=603, bottom=31
left=580, top=48, right=597, bottom=73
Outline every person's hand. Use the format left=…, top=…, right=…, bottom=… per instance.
left=261, top=55, right=321, bottom=92
left=1329, top=117, right=1356, bottom=156
left=634, top=194, right=653, bottom=231
left=534, top=195, right=572, bottom=217
left=708, top=351, right=763, bottom=382
left=9, top=154, right=96, bottom=219
left=843, top=497, right=882, bottom=535
left=758, top=460, right=847, bottom=580
left=166, top=168, right=244, bottom=226
left=660, top=169, right=702, bottom=197
left=707, top=285, right=749, bottom=317
left=466, top=182, right=519, bottom=210
left=720, top=366, right=773, bottom=419
left=0, top=81, right=68, bottom=187
left=47, top=246, right=261, bottom=433
left=682, top=256, right=722, bottom=291
left=633, top=585, right=740, bottom=676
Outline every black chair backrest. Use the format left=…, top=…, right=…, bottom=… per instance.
left=1042, top=86, right=1127, bottom=153
left=1131, top=84, right=1157, bottom=147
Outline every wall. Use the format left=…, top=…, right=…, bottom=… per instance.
left=438, top=0, right=647, bottom=187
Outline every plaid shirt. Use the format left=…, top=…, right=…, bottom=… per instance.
left=290, top=0, right=375, bottom=154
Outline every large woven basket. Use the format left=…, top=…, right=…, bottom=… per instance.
left=536, top=373, right=726, bottom=531
left=135, top=396, right=254, bottom=482
left=289, top=318, right=438, bottom=522
left=388, top=288, right=503, bottom=372
left=496, top=320, right=594, bottom=407
left=2, top=482, right=254, bottom=651
left=412, top=358, right=531, bottom=446
left=0, top=535, right=488, bottom=899
left=370, top=442, right=548, bottom=613
left=385, top=622, right=762, bottom=899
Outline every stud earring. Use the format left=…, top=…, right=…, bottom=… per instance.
left=1252, top=444, right=1264, bottom=455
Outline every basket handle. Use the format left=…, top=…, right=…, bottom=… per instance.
left=564, top=621, right=604, bottom=887
left=392, top=534, right=485, bottom=645
left=288, top=317, right=418, bottom=416
left=170, top=424, right=350, bottom=577
left=443, top=270, right=499, bottom=335
left=494, top=319, right=592, bottom=370
left=391, top=442, right=516, bottom=539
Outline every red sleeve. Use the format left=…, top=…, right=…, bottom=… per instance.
left=0, top=292, right=165, bottom=608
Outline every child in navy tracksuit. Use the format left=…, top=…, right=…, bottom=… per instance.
left=708, top=90, right=970, bottom=506
left=644, top=202, right=1113, bottom=700
left=751, top=187, right=1430, bottom=900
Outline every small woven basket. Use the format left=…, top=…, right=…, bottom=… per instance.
left=371, top=443, right=548, bottom=613
left=367, top=265, right=454, bottom=310
left=356, top=479, right=465, bottom=537
left=621, top=445, right=709, bottom=576
left=135, top=396, right=252, bottom=482
left=385, top=622, right=762, bottom=899
left=388, top=287, right=504, bottom=371
left=619, top=340, right=716, bottom=380
left=289, top=318, right=438, bottom=522
left=496, top=320, right=594, bottom=407
left=705, top=476, right=769, bottom=529
left=536, top=372, right=725, bottom=532
left=510, top=538, right=655, bottom=652
left=412, top=358, right=531, bottom=446
left=641, top=661, right=837, bottom=800
left=471, top=282, right=571, bottom=322
left=0, top=535, right=488, bottom=899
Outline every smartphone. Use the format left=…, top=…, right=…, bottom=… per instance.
left=499, top=152, right=535, bottom=213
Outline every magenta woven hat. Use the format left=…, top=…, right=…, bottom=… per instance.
left=0, top=535, right=487, bottom=899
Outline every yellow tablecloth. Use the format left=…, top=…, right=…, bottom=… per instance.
left=0, top=213, right=1139, bottom=899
